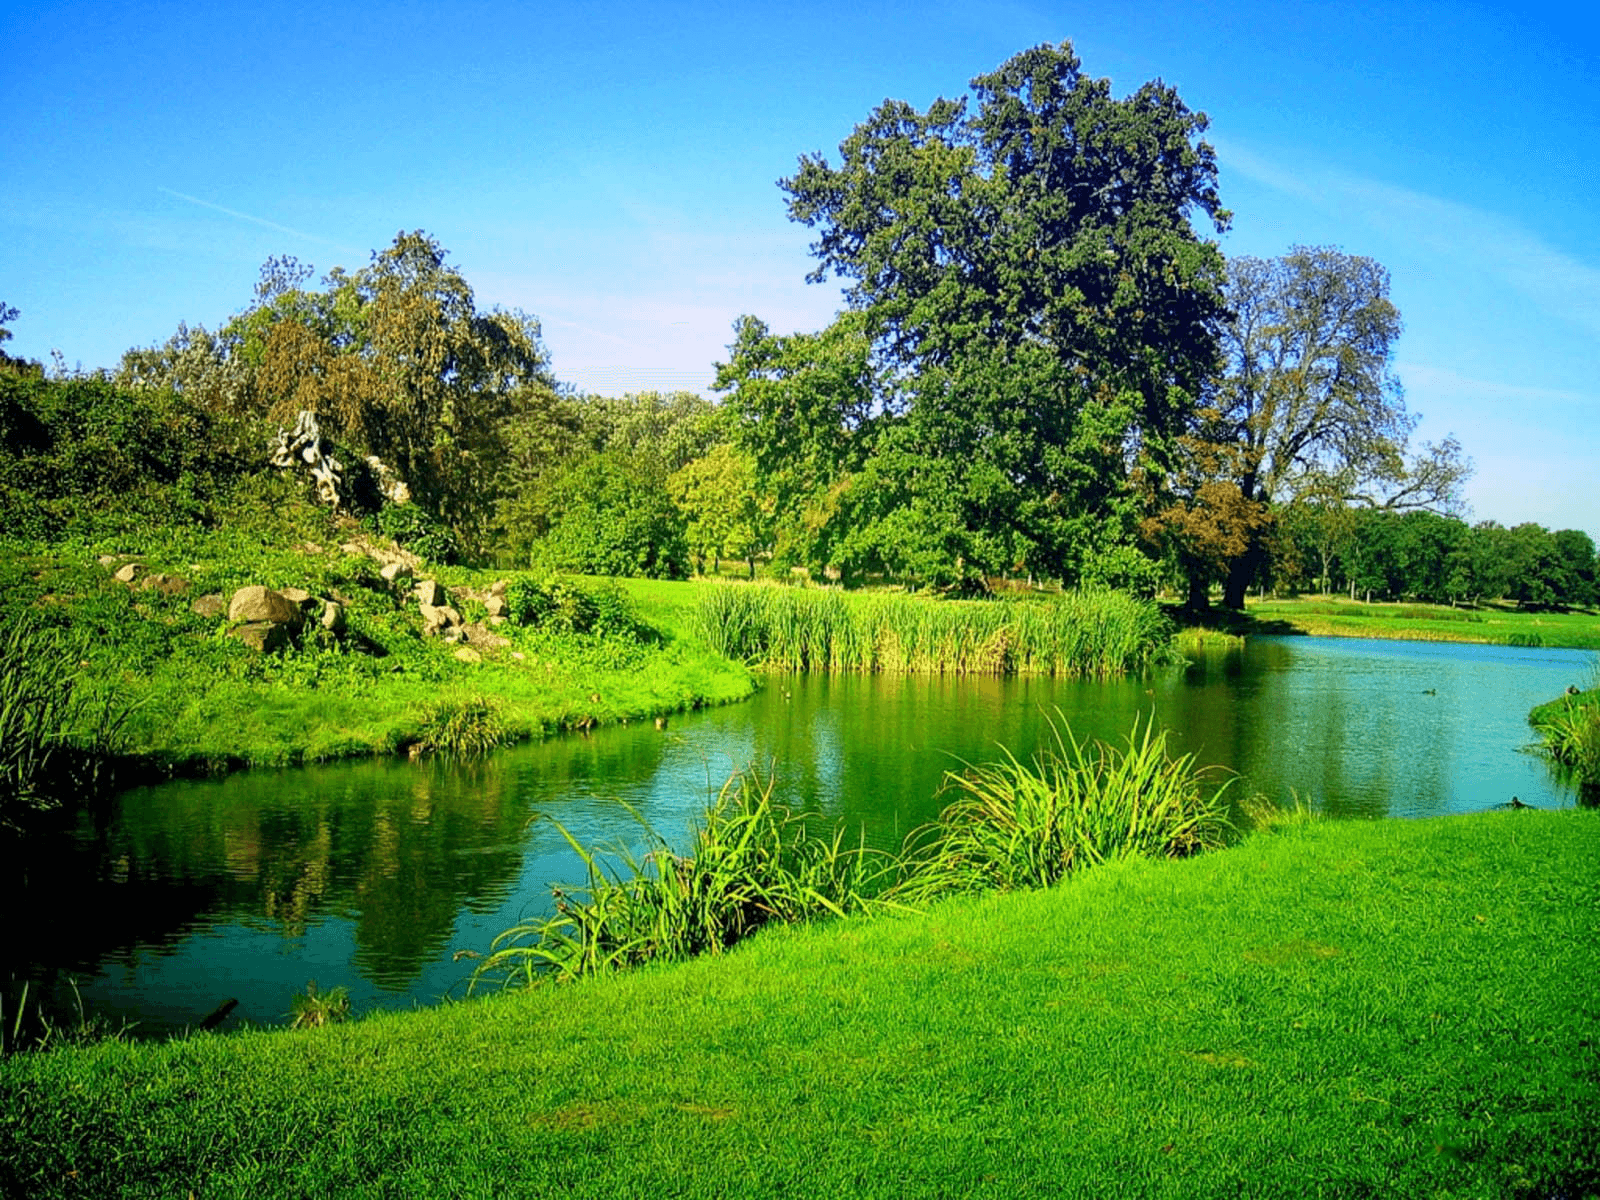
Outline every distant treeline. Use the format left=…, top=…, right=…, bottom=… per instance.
left=1270, top=506, right=1597, bottom=610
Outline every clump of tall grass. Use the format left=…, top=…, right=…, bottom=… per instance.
left=1531, top=689, right=1600, bottom=789
left=408, top=694, right=512, bottom=758
left=889, top=713, right=1233, bottom=903
left=1172, top=627, right=1245, bottom=657
left=0, top=612, right=131, bottom=824
left=471, top=770, right=899, bottom=989
left=695, top=584, right=1172, bottom=678
left=287, top=980, right=350, bottom=1029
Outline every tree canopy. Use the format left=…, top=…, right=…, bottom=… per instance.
left=719, top=41, right=1230, bottom=587
left=119, top=232, right=557, bottom=549
left=1148, top=246, right=1470, bottom=607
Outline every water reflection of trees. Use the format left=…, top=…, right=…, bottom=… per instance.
left=4, top=729, right=675, bottom=1003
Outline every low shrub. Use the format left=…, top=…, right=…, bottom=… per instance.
left=890, top=713, right=1234, bottom=901
left=472, top=770, right=898, bottom=988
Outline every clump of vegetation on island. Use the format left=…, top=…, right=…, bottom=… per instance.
left=1530, top=668, right=1600, bottom=790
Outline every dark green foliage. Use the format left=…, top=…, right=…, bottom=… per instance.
left=1275, top=507, right=1597, bottom=609
left=720, top=41, right=1229, bottom=586
left=0, top=370, right=257, bottom=540
left=374, top=503, right=460, bottom=565
left=502, top=450, right=689, bottom=579
left=503, top=575, right=642, bottom=641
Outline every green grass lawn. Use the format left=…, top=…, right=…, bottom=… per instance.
left=1241, top=595, right=1600, bottom=649
left=3, top=809, right=1595, bottom=1198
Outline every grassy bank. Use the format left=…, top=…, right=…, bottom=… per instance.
left=0, top=520, right=755, bottom=784
left=1, top=809, right=1594, bottom=1198
left=693, top=581, right=1173, bottom=676
left=1239, top=596, right=1600, bottom=649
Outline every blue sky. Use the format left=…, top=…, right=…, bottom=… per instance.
left=3, top=1, right=1596, bottom=539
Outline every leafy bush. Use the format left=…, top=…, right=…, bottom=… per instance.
left=375, top=503, right=459, bottom=565
left=502, top=450, right=689, bottom=579
left=0, top=371, right=258, bottom=540
left=504, top=575, right=644, bottom=641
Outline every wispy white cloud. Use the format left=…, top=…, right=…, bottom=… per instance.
left=1213, top=138, right=1600, bottom=339
left=1396, top=362, right=1595, bottom=411
left=158, top=188, right=357, bottom=253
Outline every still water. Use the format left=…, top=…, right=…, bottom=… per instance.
left=5, top=636, right=1591, bottom=1036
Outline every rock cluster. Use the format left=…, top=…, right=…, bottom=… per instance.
left=223, top=584, right=345, bottom=652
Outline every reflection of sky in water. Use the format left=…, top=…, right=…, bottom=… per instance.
left=8, top=636, right=1591, bottom=1036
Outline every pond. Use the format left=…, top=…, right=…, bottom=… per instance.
left=4, top=635, right=1591, bottom=1038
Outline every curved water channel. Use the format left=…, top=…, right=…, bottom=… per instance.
left=4, top=635, right=1592, bottom=1037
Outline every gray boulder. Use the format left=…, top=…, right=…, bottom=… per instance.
left=415, top=579, right=446, bottom=607
left=228, top=585, right=301, bottom=626
left=321, top=601, right=346, bottom=634
left=380, top=562, right=413, bottom=585
left=420, top=603, right=463, bottom=637
left=191, top=593, right=227, bottom=619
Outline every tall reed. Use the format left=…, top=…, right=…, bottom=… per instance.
left=470, top=770, right=899, bottom=989
left=0, top=613, right=130, bottom=823
left=695, top=584, right=1172, bottom=678
left=890, top=713, right=1233, bottom=902
left=1532, top=694, right=1600, bottom=788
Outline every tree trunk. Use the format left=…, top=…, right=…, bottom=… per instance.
left=1185, top=568, right=1210, bottom=612
left=1222, top=548, right=1260, bottom=610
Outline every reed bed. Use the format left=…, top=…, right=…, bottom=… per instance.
left=695, top=584, right=1172, bottom=678
left=890, top=713, right=1234, bottom=902
left=471, top=771, right=900, bottom=988
left=0, top=613, right=130, bottom=824
left=1531, top=687, right=1600, bottom=789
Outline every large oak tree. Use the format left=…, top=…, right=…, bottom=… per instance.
left=720, top=41, right=1230, bottom=586
left=1149, top=246, right=1470, bottom=608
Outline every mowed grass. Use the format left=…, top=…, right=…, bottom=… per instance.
left=1246, top=595, right=1600, bottom=649
left=3, top=810, right=1595, bottom=1199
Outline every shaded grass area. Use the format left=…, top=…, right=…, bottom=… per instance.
left=1, top=811, right=1595, bottom=1198
left=694, top=581, right=1174, bottom=676
left=1237, top=596, right=1600, bottom=649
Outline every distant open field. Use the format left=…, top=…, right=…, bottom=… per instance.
left=1240, top=596, right=1600, bottom=650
